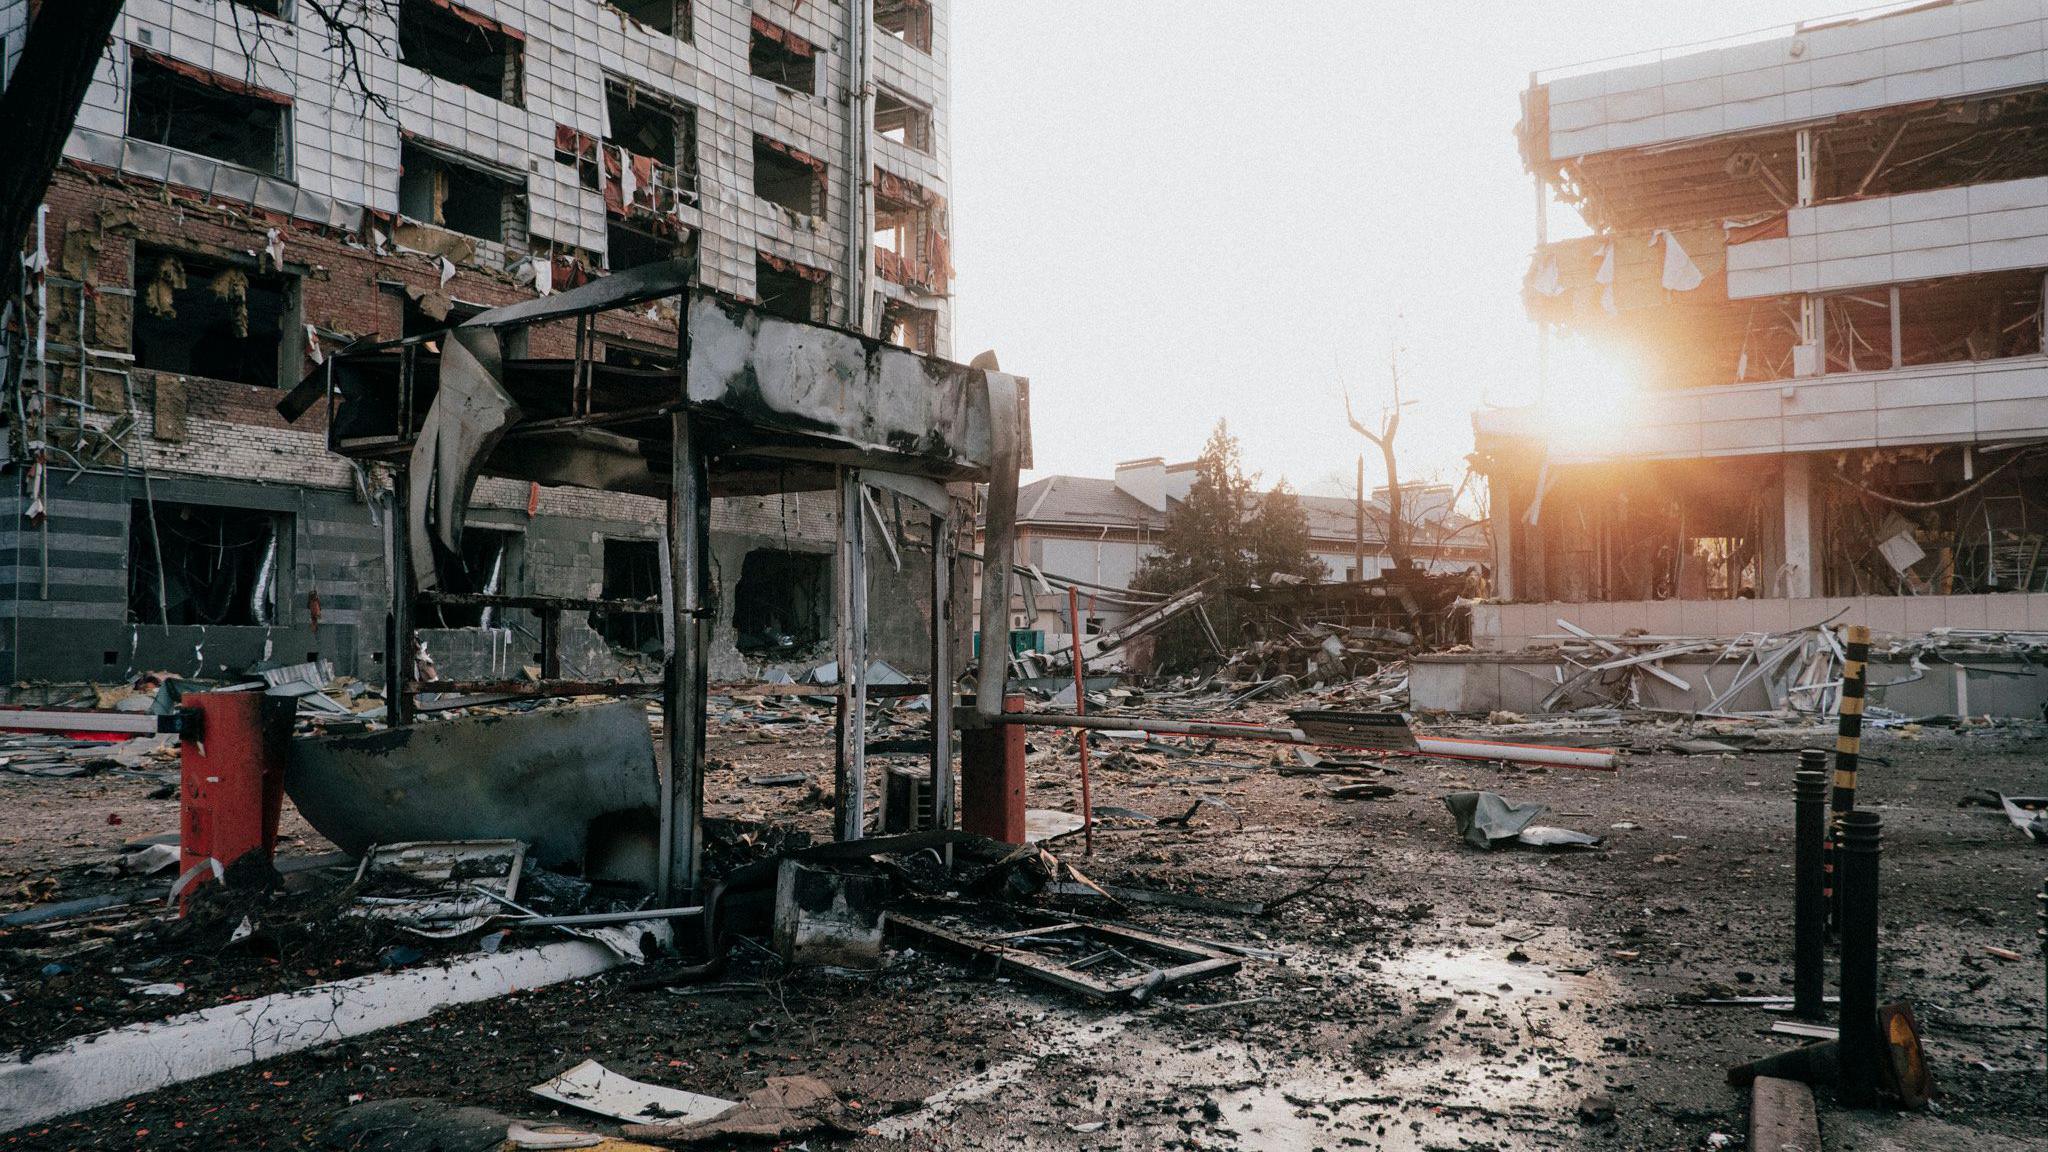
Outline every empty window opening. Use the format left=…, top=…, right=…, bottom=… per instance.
left=733, top=550, right=831, bottom=654
left=400, top=141, right=524, bottom=244
left=129, top=501, right=287, bottom=626
left=126, top=51, right=289, bottom=177
left=399, top=0, right=523, bottom=105
left=230, top=0, right=288, bottom=20
left=607, top=218, right=692, bottom=272
left=603, top=341, right=676, bottom=371
left=749, top=15, right=815, bottom=94
left=873, top=169, right=949, bottom=293
left=607, top=0, right=690, bottom=38
left=133, top=245, right=292, bottom=387
left=753, top=135, right=826, bottom=216
left=755, top=253, right=826, bottom=323
left=880, top=297, right=936, bottom=354
left=874, top=0, right=932, bottom=53
left=874, top=86, right=932, bottom=153
left=603, top=80, right=698, bottom=212
left=590, top=538, right=663, bottom=654
left=418, top=527, right=514, bottom=628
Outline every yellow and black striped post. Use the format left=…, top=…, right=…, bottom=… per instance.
left=1826, top=624, right=1870, bottom=926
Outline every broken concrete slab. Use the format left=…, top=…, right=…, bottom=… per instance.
left=529, top=1059, right=736, bottom=1128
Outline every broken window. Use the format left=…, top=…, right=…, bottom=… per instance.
left=129, top=501, right=288, bottom=626
left=733, top=549, right=830, bottom=654
left=875, top=0, right=932, bottom=53
left=590, top=538, right=662, bottom=654
left=126, top=51, right=290, bottom=177
left=608, top=0, right=690, bottom=39
left=399, top=0, right=524, bottom=106
left=603, top=79, right=698, bottom=214
left=880, top=297, right=936, bottom=354
left=603, top=341, right=675, bottom=371
left=1820, top=447, right=2048, bottom=595
left=755, top=253, right=827, bottom=323
left=749, top=15, right=815, bottom=94
left=874, top=86, right=932, bottom=153
left=132, top=245, right=293, bottom=387
left=607, top=217, right=693, bottom=272
left=753, top=135, right=826, bottom=216
left=400, top=141, right=525, bottom=244
left=229, top=0, right=287, bottom=20
left=873, top=168, right=949, bottom=294
left=418, top=527, right=514, bottom=628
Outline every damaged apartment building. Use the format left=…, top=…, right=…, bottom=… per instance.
left=1482, top=0, right=2048, bottom=641
left=0, top=0, right=959, bottom=685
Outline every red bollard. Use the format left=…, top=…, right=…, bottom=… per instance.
left=178, top=692, right=295, bottom=907
left=960, top=694, right=1027, bottom=844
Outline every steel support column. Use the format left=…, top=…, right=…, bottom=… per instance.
left=659, top=412, right=710, bottom=903
left=928, top=508, right=955, bottom=832
left=386, top=465, right=414, bottom=728
left=834, top=469, right=869, bottom=841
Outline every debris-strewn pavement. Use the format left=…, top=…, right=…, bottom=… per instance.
left=2, top=702, right=2044, bottom=1150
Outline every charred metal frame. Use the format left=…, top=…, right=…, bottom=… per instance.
left=279, top=259, right=1021, bottom=902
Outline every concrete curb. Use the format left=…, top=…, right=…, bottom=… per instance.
left=0, top=940, right=623, bottom=1133
left=1749, top=1073, right=1820, bottom=1152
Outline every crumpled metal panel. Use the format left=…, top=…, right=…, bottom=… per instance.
left=407, top=326, right=518, bottom=589
left=686, top=293, right=1004, bottom=477
left=285, top=701, right=659, bottom=870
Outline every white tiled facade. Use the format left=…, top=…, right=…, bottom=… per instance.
left=1541, top=0, right=2048, bottom=161
left=1513, top=0, right=2048, bottom=465
left=35, top=0, right=954, bottom=351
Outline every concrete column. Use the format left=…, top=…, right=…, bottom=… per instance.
left=659, top=412, right=709, bottom=902
left=833, top=469, right=869, bottom=842
left=1782, top=454, right=1814, bottom=598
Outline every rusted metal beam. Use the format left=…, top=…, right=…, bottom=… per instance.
left=834, top=468, right=869, bottom=841
left=661, top=410, right=710, bottom=903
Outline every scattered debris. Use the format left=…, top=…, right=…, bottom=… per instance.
left=1443, top=791, right=1604, bottom=851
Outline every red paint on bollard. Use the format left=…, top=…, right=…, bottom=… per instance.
left=179, top=692, right=295, bottom=905
left=960, top=694, right=1028, bottom=844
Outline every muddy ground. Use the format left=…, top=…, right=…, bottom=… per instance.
left=2, top=699, right=2044, bottom=1150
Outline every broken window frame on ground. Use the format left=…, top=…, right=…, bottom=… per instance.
left=748, top=14, right=816, bottom=95
left=128, top=500, right=291, bottom=627
left=276, top=257, right=1025, bottom=906
left=125, top=48, right=291, bottom=179
left=398, top=0, right=525, bottom=106
left=132, top=243, right=297, bottom=388
left=399, top=139, right=528, bottom=246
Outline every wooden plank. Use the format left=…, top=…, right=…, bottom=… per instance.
left=1748, top=1075, right=1819, bottom=1152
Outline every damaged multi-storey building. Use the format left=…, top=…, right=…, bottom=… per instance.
left=0, top=0, right=958, bottom=685
left=1483, top=0, right=2048, bottom=648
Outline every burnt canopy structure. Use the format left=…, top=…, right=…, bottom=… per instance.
left=282, top=259, right=1023, bottom=900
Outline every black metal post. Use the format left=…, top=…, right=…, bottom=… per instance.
left=386, top=463, right=414, bottom=728
left=1829, top=624, right=1870, bottom=926
left=2037, top=875, right=2046, bottom=1061
left=1794, top=755, right=1829, bottom=1020
left=1836, top=810, right=1883, bottom=1108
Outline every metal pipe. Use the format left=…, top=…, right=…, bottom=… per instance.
left=1835, top=810, right=1883, bottom=1108
left=981, top=711, right=1618, bottom=770
left=1793, top=754, right=1829, bottom=1020
left=1068, top=585, right=1092, bottom=855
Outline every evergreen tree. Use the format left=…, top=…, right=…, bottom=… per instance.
left=1249, top=481, right=1326, bottom=584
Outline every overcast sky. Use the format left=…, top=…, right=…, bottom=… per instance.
left=946, top=2, right=1840, bottom=498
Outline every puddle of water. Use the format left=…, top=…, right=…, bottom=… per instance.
left=876, top=933, right=1612, bottom=1150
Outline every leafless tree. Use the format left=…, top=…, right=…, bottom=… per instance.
left=1344, top=349, right=1414, bottom=572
